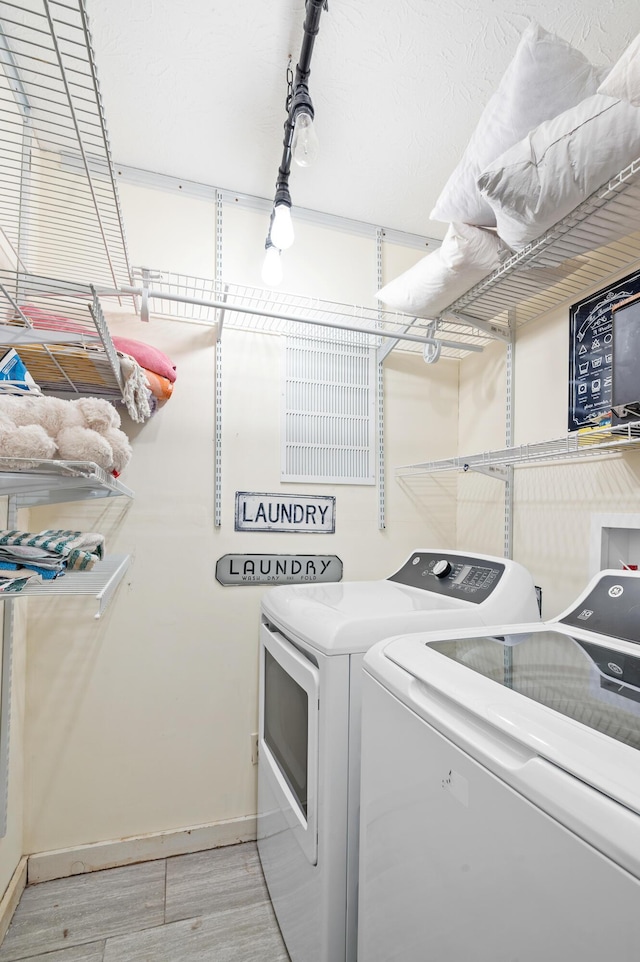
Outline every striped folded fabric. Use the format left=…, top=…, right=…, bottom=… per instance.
left=0, top=564, right=44, bottom=592
left=0, top=560, right=58, bottom=580
left=0, top=529, right=105, bottom=573
left=0, top=576, right=32, bottom=593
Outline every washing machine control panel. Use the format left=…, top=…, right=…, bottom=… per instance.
left=560, top=573, right=640, bottom=644
left=388, top=552, right=505, bottom=603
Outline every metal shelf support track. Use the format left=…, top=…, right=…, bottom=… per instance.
left=214, top=190, right=223, bottom=528
left=0, top=588, right=13, bottom=839
left=503, top=315, right=515, bottom=560
left=376, top=227, right=385, bottom=530
left=0, top=494, right=17, bottom=839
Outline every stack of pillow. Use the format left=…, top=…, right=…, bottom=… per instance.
left=377, top=22, right=640, bottom=320
left=17, top=305, right=178, bottom=409
left=111, top=336, right=176, bottom=401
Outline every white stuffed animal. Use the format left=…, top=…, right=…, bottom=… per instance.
left=0, top=396, right=132, bottom=474
left=0, top=415, right=57, bottom=462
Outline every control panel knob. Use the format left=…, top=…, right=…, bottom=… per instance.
left=433, top=560, right=452, bottom=579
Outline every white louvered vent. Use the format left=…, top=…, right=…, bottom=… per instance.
left=282, top=333, right=376, bottom=484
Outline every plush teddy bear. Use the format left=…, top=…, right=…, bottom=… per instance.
left=0, top=396, right=132, bottom=474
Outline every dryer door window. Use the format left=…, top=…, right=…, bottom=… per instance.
left=264, top=647, right=309, bottom=817
left=259, top=621, right=320, bottom=865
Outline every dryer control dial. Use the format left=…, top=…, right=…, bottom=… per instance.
left=433, top=560, right=452, bottom=579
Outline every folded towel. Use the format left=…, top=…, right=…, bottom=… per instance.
left=0, top=546, right=66, bottom=571
left=0, top=568, right=39, bottom=591
left=0, top=578, right=30, bottom=593
left=143, top=368, right=174, bottom=401
left=0, top=560, right=58, bottom=580
left=119, top=354, right=152, bottom=423
left=0, top=529, right=105, bottom=572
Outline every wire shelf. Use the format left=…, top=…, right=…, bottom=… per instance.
left=135, top=159, right=640, bottom=357
left=0, top=456, right=133, bottom=504
left=443, top=157, right=640, bottom=330
left=7, top=552, right=130, bottom=618
left=0, top=268, right=125, bottom=398
left=0, top=0, right=131, bottom=288
left=131, top=269, right=494, bottom=359
left=396, top=421, right=640, bottom=477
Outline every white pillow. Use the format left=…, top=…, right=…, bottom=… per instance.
left=430, top=21, right=604, bottom=227
left=598, top=32, right=640, bottom=107
left=375, top=223, right=506, bottom=318
left=477, top=95, right=640, bottom=251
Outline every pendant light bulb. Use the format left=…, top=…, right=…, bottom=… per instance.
left=262, top=245, right=283, bottom=287
left=270, top=203, right=295, bottom=250
left=292, top=111, right=319, bottom=167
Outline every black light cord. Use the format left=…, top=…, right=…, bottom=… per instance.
left=264, top=0, right=327, bottom=255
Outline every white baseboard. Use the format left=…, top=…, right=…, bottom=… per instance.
left=27, top=814, right=257, bottom=885
left=0, top=857, right=27, bottom=945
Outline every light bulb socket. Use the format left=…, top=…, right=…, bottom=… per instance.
left=291, top=83, right=314, bottom=122
left=274, top=183, right=292, bottom=210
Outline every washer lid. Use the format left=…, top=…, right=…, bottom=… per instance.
left=260, top=549, right=539, bottom=655
left=262, top=579, right=473, bottom=655
left=424, top=628, right=640, bottom=751
left=377, top=625, right=640, bottom=814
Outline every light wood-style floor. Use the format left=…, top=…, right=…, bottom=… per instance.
left=0, top=842, right=290, bottom=962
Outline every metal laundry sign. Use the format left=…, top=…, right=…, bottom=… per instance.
left=234, top=492, right=336, bottom=533
left=216, top=554, right=343, bottom=586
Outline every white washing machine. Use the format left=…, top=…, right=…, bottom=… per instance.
left=257, top=549, right=540, bottom=962
left=357, top=569, right=640, bottom=962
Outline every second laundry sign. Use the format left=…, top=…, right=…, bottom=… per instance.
left=235, top=492, right=336, bottom=533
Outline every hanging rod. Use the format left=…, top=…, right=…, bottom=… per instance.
left=107, top=284, right=484, bottom=351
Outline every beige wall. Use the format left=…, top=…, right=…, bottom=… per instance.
left=514, top=302, right=640, bottom=617
left=23, top=184, right=459, bottom=853
left=457, top=338, right=507, bottom=560
left=15, top=167, right=640, bottom=859
left=16, top=168, right=640, bottom=859
left=457, top=287, right=640, bottom=619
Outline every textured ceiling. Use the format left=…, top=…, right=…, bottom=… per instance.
left=85, top=0, right=640, bottom=239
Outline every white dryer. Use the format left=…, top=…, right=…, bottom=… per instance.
left=357, top=569, right=640, bottom=962
left=257, top=549, right=540, bottom=962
